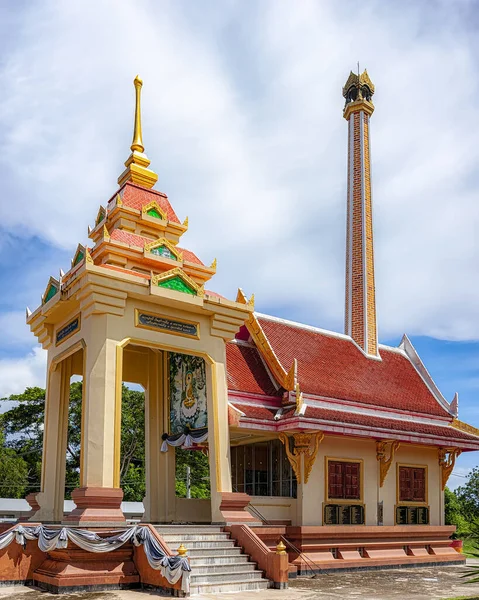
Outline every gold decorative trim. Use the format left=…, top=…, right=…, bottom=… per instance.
left=245, top=312, right=294, bottom=391
left=209, top=258, right=217, bottom=271
left=396, top=463, right=428, bottom=506
left=134, top=308, right=200, bottom=340
left=182, top=216, right=188, bottom=229
left=279, top=431, right=324, bottom=484
left=438, top=448, right=461, bottom=490
left=85, top=248, right=94, bottom=264
left=376, top=440, right=400, bottom=487
left=115, top=193, right=123, bottom=208
left=325, top=456, right=364, bottom=504
left=144, top=237, right=182, bottom=261
left=451, top=418, right=479, bottom=438
left=142, top=200, right=167, bottom=221
left=151, top=267, right=205, bottom=297
left=103, top=225, right=111, bottom=242
left=279, top=433, right=301, bottom=483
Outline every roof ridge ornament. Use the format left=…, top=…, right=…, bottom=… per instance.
left=118, top=76, right=159, bottom=190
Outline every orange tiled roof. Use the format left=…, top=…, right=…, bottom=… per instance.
left=257, top=316, right=451, bottom=418
left=113, top=182, right=181, bottom=224
left=109, top=228, right=204, bottom=266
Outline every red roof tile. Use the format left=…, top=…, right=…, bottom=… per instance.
left=230, top=402, right=479, bottom=445
left=257, top=316, right=451, bottom=418
left=226, top=343, right=280, bottom=397
left=109, top=228, right=204, bottom=265
left=299, top=406, right=478, bottom=442
left=114, top=182, right=181, bottom=223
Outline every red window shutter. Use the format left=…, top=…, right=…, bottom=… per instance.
left=399, top=467, right=413, bottom=502
left=412, top=468, right=426, bottom=502
left=329, top=461, right=360, bottom=500
left=329, top=461, right=344, bottom=498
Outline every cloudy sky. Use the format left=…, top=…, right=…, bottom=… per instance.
left=0, top=0, right=478, bottom=487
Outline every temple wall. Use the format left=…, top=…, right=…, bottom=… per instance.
left=301, top=436, right=377, bottom=526
left=380, top=444, right=442, bottom=526
left=249, top=496, right=297, bottom=524
left=298, top=436, right=442, bottom=528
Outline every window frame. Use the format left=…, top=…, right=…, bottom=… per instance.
left=325, top=457, right=364, bottom=504
left=396, top=463, right=428, bottom=506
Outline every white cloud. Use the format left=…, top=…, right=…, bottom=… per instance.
left=0, top=346, right=47, bottom=398
left=0, top=312, right=37, bottom=347
left=0, top=0, right=478, bottom=340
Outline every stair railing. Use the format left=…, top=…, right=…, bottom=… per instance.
left=233, top=490, right=325, bottom=577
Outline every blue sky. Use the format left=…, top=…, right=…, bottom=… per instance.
left=0, top=0, right=478, bottom=489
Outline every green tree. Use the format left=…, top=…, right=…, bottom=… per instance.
left=456, top=467, right=479, bottom=524
left=0, top=384, right=210, bottom=502
left=0, top=429, right=29, bottom=498
left=444, top=486, right=471, bottom=538
left=175, top=448, right=210, bottom=498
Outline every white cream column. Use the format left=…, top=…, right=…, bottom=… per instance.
left=30, top=356, right=72, bottom=522
left=143, top=349, right=175, bottom=523
left=66, top=313, right=124, bottom=523
left=206, top=358, right=233, bottom=523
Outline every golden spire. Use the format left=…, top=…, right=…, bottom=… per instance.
left=131, top=75, right=144, bottom=152
left=118, top=75, right=158, bottom=189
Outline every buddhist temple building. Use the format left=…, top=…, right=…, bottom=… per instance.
left=4, top=69, right=479, bottom=592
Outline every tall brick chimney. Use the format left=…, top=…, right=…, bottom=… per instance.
left=343, top=70, right=378, bottom=357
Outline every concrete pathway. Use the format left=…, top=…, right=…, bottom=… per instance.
left=1, top=564, right=479, bottom=600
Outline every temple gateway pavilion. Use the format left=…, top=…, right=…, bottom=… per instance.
left=21, top=71, right=479, bottom=584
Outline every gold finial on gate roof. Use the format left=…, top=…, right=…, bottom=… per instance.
left=118, top=75, right=159, bottom=189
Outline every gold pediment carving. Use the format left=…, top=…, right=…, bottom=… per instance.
left=144, top=237, right=182, bottom=261
left=141, top=200, right=167, bottom=221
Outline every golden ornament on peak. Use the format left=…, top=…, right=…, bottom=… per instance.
left=118, top=75, right=159, bottom=189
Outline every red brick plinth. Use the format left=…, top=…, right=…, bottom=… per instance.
left=24, top=493, right=41, bottom=521
left=219, top=492, right=260, bottom=525
left=65, top=487, right=125, bottom=524
left=33, top=543, right=139, bottom=592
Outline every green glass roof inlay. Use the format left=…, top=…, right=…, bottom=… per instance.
left=151, top=245, right=176, bottom=260
left=147, top=207, right=164, bottom=219
left=158, top=276, right=196, bottom=295
left=73, top=251, right=84, bottom=266
left=44, top=284, right=58, bottom=304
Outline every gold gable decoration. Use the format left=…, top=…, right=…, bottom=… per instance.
left=279, top=432, right=324, bottom=484
left=376, top=440, right=400, bottom=487
left=151, top=267, right=205, bottom=297
left=438, top=448, right=461, bottom=490
left=451, top=418, right=479, bottom=438
left=144, top=237, right=182, bottom=261
left=141, top=200, right=167, bottom=222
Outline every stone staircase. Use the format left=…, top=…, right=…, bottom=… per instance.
left=156, top=525, right=269, bottom=594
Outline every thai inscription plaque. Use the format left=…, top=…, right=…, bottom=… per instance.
left=56, top=315, right=80, bottom=346
left=324, top=504, right=338, bottom=525
left=324, top=504, right=364, bottom=525
left=396, top=506, right=429, bottom=525
left=135, top=310, right=199, bottom=339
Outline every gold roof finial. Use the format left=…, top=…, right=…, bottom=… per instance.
left=118, top=75, right=158, bottom=189
left=131, top=75, right=144, bottom=153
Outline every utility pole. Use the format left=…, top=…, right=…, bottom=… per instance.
left=186, top=466, right=191, bottom=499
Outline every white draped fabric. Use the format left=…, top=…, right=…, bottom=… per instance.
left=161, top=428, right=208, bottom=452
left=0, top=524, right=191, bottom=593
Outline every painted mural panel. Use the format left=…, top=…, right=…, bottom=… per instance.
left=169, top=352, right=208, bottom=434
